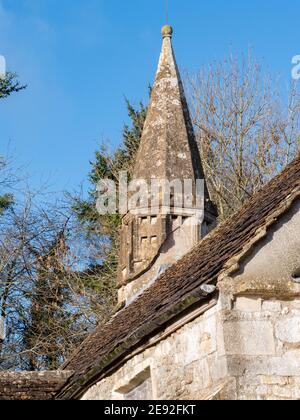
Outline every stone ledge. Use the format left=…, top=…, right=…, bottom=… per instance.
left=0, top=371, right=73, bottom=401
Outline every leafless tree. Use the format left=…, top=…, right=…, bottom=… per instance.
left=186, top=51, right=300, bottom=220
left=0, top=192, right=117, bottom=371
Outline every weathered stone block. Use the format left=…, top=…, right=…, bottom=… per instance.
left=289, top=300, right=300, bottom=310
left=235, top=297, right=262, bottom=312
left=223, top=321, right=276, bottom=356
left=262, top=301, right=282, bottom=312
left=181, top=316, right=217, bottom=365
left=185, top=359, right=212, bottom=390
left=272, top=385, right=295, bottom=400
left=275, top=318, right=300, bottom=344
left=208, top=354, right=228, bottom=383
left=260, top=375, right=288, bottom=386
left=228, top=349, right=300, bottom=378
left=255, top=385, right=269, bottom=397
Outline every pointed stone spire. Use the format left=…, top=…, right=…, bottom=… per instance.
left=133, top=25, right=205, bottom=184
left=117, top=26, right=217, bottom=305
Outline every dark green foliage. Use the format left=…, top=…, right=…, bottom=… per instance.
left=0, top=73, right=25, bottom=215
left=22, top=233, right=73, bottom=371
left=0, top=72, right=26, bottom=100
left=75, top=99, right=147, bottom=230
left=73, top=98, right=147, bottom=299
left=0, top=194, right=13, bottom=215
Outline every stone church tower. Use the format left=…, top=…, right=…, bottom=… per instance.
left=118, top=26, right=217, bottom=305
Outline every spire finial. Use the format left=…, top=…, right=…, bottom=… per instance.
left=162, top=25, right=173, bottom=38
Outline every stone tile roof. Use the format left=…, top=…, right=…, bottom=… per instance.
left=0, top=371, right=72, bottom=400
left=57, top=156, right=300, bottom=400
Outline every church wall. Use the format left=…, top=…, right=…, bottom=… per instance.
left=221, top=200, right=300, bottom=400
left=82, top=201, right=300, bottom=401
left=224, top=296, right=300, bottom=400
left=81, top=287, right=300, bottom=400
left=81, top=301, right=233, bottom=400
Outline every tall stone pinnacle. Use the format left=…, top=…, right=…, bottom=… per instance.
left=133, top=25, right=205, bottom=184
left=117, top=26, right=217, bottom=302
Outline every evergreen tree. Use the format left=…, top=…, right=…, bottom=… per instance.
left=0, top=72, right=26, bottom=99
left=75, top=99, right=147, bottom=228
left=0, top=193, right=13, bottom=216
left=0, top=73, right=26, bottom=214
left=22, top=232, right=76, bottom=371
left=72, top=99, right=147, bottom=301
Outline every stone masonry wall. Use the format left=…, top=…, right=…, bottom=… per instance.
left=225, top=296, right=300, bottom=400
left=82, top=287, right=300, bottom=401
left=82, top=301, right=234, bottom=400
left=0, top=371, right=72, bottom=400
left=82, top=197, right=300, bottom=401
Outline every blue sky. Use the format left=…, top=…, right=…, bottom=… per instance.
left=0, top=0, right=299, bottom=194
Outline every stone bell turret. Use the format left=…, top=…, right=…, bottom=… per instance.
left=118, top=26, right=217, bottom=305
